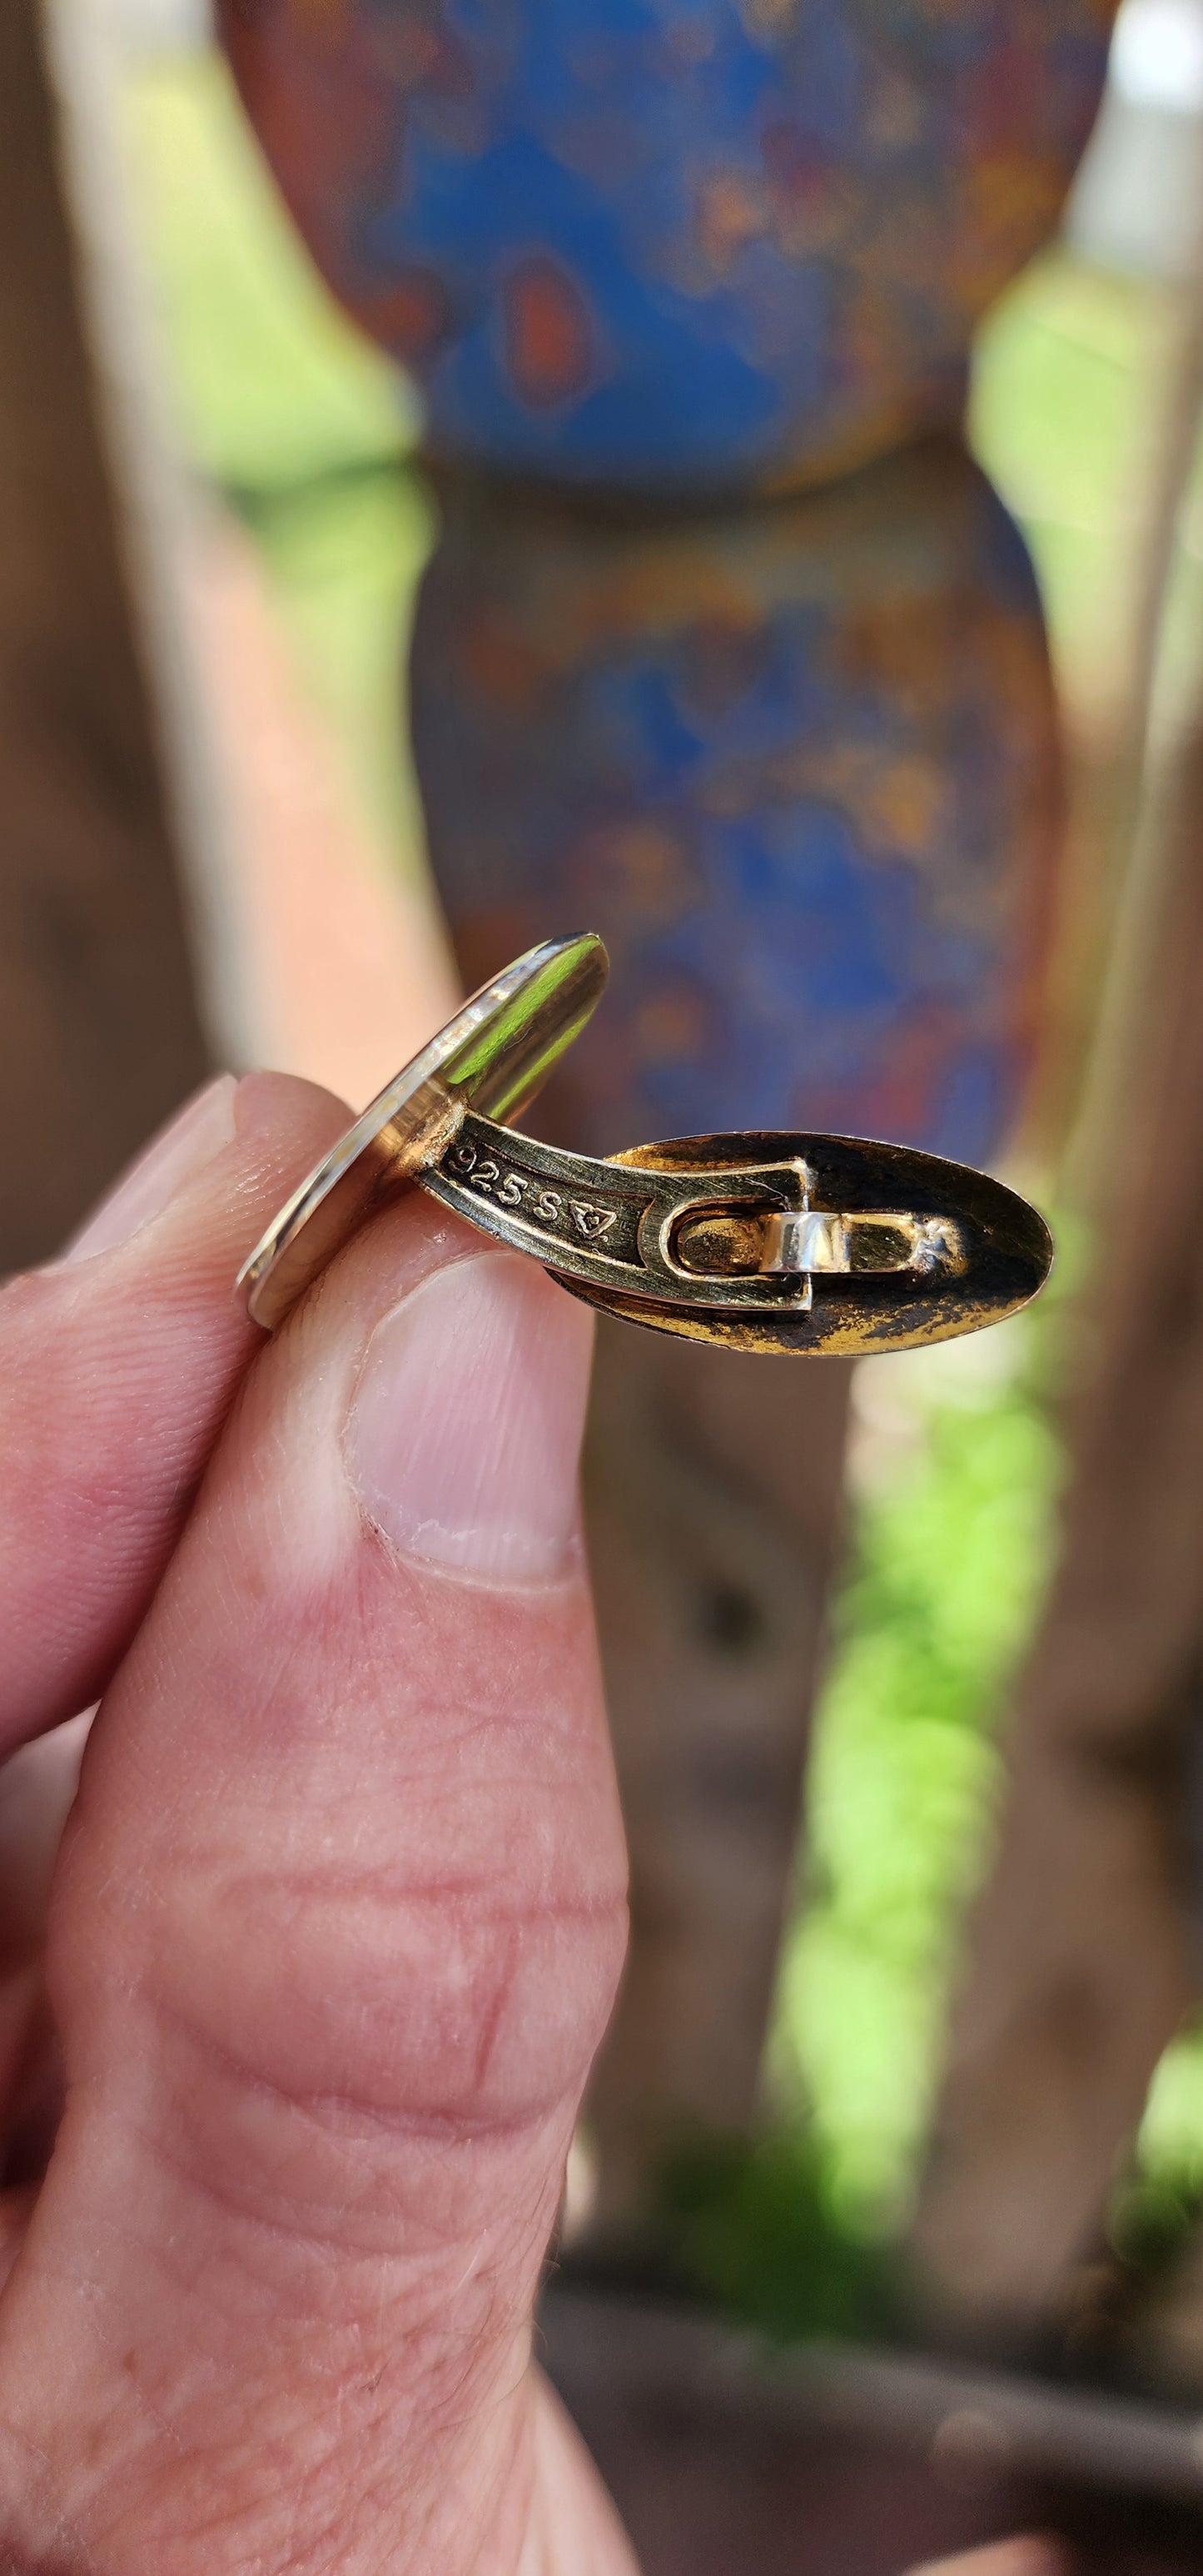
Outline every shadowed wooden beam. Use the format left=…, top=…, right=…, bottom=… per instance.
left=910, top=710, right=1203, bottom=2340
left=583, top=1323, right=853, bottom=2222
left=0, top=0, right=210, bottom=1271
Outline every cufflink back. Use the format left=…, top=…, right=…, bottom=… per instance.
left=237, top=934, right=1051, bottom=1354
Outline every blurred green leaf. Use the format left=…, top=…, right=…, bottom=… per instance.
left=119, top=50, right=417, bottom=492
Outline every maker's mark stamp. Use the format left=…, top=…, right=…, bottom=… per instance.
left=569, top=1201, right=617, bottom=1241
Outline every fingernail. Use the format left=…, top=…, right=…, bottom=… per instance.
left=348, top=1252, right=593, bottom=1583
left=62, top=1077, right=237, bottom=1263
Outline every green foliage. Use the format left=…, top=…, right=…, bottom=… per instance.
left=1128, top=2014, right=1203, bottom=2249
left=652, top=2131, right=892, bottom=2345
left=1108, top=2167, right=1203, bottom=2284
left=971, top=254, right=1193, bottom=716
left=772, top=1335, right=1062, bottom=2238
left=644, top=1332, right=1066, bottom=2345
left=119, top=52, right=415, bottom=492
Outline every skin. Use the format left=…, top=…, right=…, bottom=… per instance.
left=0, top=1069, right=1066, bottom=2576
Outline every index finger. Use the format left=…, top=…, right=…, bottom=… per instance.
left=0, top=1070, right=346, bottom=1756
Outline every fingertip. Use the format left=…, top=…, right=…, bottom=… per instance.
left=48, top=1070, right=350, bottom=1282
left=0, top=1068, right=358, bottom=1750
left=231, top=1067, right=351, bottom=1144
left=59, top=1077, right=238, bottom=1264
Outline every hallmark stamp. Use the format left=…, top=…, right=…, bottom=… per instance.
left=569, top=1201, right=617, bottom=1241
left=445, top=1134, right=630, bottom=1255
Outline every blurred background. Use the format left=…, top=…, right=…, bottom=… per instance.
left=11, top=0, right=1203, bottom=2563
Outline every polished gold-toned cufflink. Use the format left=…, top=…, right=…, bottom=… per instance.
left=237, top=933, right=1052, bottom=1353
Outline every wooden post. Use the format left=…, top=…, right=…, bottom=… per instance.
left=583, top=1325, right=853, bottom=2220
left=911, top=708, right=1203, bottom=2339
left=0, top=0, right=210, bottom=1271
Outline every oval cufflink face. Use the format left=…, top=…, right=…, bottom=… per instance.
left=237, top=933, right=608, bottom=1330
left=554, top=1130, right=1053, bottom=1355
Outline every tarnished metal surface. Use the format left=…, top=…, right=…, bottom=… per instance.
left=556, top=1125, right=1051, bottom=1351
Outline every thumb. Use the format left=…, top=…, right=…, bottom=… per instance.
left=0, top=1194, right=629, bottom=2575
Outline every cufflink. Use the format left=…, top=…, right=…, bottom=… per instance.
left=238, top=934, right=1051, bottom=1355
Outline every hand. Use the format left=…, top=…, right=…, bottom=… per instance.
left=0, top=1075, right=1063, bottom=2576
left=916, top=2554, right=1065, bottom=2576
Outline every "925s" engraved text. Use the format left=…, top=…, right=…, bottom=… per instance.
left=446, top=1138, right=619, bottom=1242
